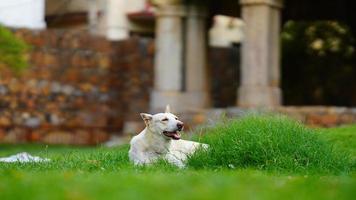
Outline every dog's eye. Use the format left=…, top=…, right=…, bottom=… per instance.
left=161, top=118, right=168, bottom=121
left=175, top=117, right=178, bottom=120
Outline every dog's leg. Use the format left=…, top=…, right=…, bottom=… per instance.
left=165, top=153, right=185, bottom=168
left=130, top=148, right=156, bottom=166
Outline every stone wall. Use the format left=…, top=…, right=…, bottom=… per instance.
left=184, top=106, right=356, bottom=129
left=0, top=29, right=153, bottom=144
left=275, top=106, right=356, bottom=127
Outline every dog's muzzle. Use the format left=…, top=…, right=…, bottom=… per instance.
left=163, top=122, right=184, bottom=140
left=163, top=130, right=181, bottom=140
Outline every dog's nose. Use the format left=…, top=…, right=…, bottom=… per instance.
left=177, top=122, right=184, bottom=130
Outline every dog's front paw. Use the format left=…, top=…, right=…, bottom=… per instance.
left=201, top=143, right=209, bottom=150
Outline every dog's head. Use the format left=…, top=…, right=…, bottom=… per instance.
left=140, top=105, right=184, bottom=140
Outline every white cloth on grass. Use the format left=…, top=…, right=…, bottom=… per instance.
left=0, top=152, right=50, bottom=163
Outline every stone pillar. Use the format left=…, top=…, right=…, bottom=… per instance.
left=185, top=4, right=209, bottom=110
left=88, top=0, right=98, bottom=34
left=151, top=1, right=209, bottom=113
left=150, top=2, right=186, bottom=112
left=107, top=0, right=129, bottom=40
left=97, top=0, right=129, bottom=40
left=238, top=0, right=283, bottom=107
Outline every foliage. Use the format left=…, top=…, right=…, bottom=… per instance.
left=281, top=21, right=356, bottom=106
left=187, top=115, right=354, bottom=174
left=0, top=24, right=29, bottom=71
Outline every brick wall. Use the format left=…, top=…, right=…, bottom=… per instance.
left=0, top=29, right=153, bottom=144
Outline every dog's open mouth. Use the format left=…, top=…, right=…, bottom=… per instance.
left=163, top=131, right=181, bottom=140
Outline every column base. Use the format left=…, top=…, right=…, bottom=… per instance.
left=150, top=90, right=209, bottom=113
left=238, top=86, right=281, bottom=107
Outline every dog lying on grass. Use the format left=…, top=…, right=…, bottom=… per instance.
left=129, top=105, right=208, bottom=168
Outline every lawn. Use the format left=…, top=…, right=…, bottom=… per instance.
left=0, top=116, right=355, bottom=200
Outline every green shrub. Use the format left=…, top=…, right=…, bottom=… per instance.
left=0, top=25, right=29, bottom=71
left=187, top=115, right=354, bottom=174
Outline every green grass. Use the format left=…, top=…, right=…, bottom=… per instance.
left=188, top=115, right=354, bottom=174
left=320, top=125, right=356, bottom=160
left=0, top=115, right=355, bottom=200
left=1, top=170, right=355, bottom=200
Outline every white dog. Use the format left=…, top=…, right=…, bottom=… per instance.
left=129, top=105, right=208, bottom=168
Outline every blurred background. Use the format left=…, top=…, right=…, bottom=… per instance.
left=0, top=0, right=355, bottom=145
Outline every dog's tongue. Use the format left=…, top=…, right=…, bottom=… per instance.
left=164, top=131, right=181, bottom=140
left=171, top=132, right=181, bottom=140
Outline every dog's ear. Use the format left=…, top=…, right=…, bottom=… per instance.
left=165, top=105, right=171, bottom=113
left=140, top=113, right=153, bottom=125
